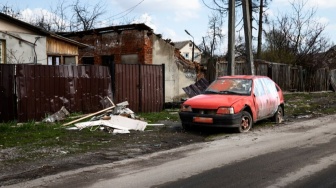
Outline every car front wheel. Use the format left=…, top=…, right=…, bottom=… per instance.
left=237, top=111, right=252, bottom=133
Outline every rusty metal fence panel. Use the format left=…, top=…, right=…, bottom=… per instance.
left=114, top=64, right=140, bottom=112
left=0, top=64, right=16, bottom=122
left=140, top=65, right=164, bottom=112
left=113, top=64, right=164, bottom=113
left=16, top=64, right=112, bottom=122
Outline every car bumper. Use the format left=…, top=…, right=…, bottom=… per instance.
left=179, top=111, right=242, bottom=128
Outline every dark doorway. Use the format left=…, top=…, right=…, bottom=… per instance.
left=82, top=57, right=94, bottom=65
left=102, top=55, right=114, bottom=67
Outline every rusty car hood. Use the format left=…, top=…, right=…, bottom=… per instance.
left=183, top=94, right=249, bottom=109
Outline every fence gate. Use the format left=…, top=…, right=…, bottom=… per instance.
left=113, top=64, right=164, bottom=113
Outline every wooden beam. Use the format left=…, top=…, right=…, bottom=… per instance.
left=63, top=97, right=115, bottom=126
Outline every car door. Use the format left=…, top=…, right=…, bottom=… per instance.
left=260, top=78, right=279, bottom=116
left=253, top=78, right=269, bottom=120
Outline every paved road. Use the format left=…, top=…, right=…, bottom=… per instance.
left=7, top=114, right=336, bottom=188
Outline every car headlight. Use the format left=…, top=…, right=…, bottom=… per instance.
left=217, top=107, right=234, bottom=114
left=181, top=105, right=192, bottom=112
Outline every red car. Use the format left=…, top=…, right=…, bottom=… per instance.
left=179, top=75, right=284, bottom=133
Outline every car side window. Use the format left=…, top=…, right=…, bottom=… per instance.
left=261, top=78, right=277, bottom=95
left=253, top=79, right=265, bottom=97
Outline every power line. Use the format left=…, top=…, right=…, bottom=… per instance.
left=107, top=0, right=144, bottom=21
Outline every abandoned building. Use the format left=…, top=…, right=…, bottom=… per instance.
left=0, top=11, right=200, bottom=104
left=58, top=23, right=198, bottom=102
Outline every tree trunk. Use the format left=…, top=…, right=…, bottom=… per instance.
left=256, top=0, right=264, bottom=59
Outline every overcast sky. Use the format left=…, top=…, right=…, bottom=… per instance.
left=4, top=0, right=336, bottom=54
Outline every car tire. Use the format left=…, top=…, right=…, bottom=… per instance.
left=182, top=123, right=191, bottom=131
left=237, top=111, right=252, bottom=133
left=272, top=106, right=284, bottom=123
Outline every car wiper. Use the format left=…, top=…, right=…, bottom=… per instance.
left=204, top=90, right=220, bottom=94
left=219, top=90, right=241, bottom=95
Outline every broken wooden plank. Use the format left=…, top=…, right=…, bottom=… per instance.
left=63, top=105, right=115, bottom=126
left=116, top=101, right=129, bottom=106
left=147, top=124, right=165, bottom=126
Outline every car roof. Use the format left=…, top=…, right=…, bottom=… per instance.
left=217, top=75, right=270, bottom=80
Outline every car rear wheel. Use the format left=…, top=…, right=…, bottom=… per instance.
left=272, top=106, right=283, bottom=123
left=237, top=111, right=252, bottom=133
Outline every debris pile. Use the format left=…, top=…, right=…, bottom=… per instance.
left=64, top=97, right=147, bottom=134
left=43, top=106, right=70, bottom=123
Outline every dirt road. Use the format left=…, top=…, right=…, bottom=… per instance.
left=5, top=114, right=336, bottom=188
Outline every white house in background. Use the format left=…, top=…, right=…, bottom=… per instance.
left=0, top=12, right=87, bottom=65
left=174, top=40, right=202, bottom=63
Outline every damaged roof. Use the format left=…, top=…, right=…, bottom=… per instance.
left=57, top=23, right=154, bottom=37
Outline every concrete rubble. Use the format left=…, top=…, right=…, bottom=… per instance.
left=43, top=106, right=70, bottom=123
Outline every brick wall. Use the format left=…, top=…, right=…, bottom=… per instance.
left=68, top=29, right=154, bottom=65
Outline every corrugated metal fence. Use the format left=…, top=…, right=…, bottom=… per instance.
left=0, top=65, right=16, bottom=121
left=113, top=64, right=164, bottom=113
left=216, top=60, right=331, bottom=92
left=0, top=64, right=164, bottom=122
left=16, top=64, right=113, bottom=122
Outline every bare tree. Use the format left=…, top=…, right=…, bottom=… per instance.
left=49, top=0, right=69, bottom=32
left=0, top=3, right=20, bottom=18
left=202, top=0, right=270, bottom=57
left=256, top=0, right=272, bottom=59
left=262, top=0, right=330, bottom=67
left=33, top=14, right=52, bottom=31
left=201, top=12, right=225, bottom=58
left=70, top=0, right=106, bottom=31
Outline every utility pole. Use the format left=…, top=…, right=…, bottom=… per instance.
left=242, top=0, right=255, bottom=75
left=227, top=0, right=235, bottom=75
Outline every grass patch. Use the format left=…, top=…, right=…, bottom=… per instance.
left=284, top=92, right=336, bottom=117
left=0, top=110, right=181, bottom=163
left=137, top=109, right=180, bottom=123
left=0, top=120, right=115, bottom=163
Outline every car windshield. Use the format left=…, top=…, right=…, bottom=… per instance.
left=204, top=78, right=252, bottom=95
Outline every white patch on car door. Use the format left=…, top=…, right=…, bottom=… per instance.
left=253, top=79, right=269, bottom=119
left=261, top=78, right=279, bottom=116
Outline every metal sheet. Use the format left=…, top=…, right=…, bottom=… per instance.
left=14, top=64, right=113, bottom=122
left=113, top=64, right=164, bottom=113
